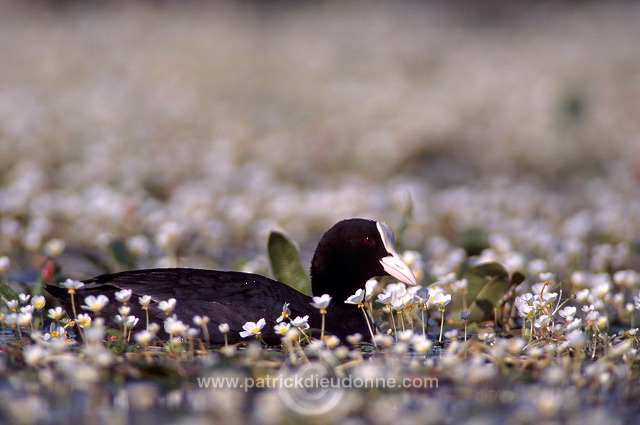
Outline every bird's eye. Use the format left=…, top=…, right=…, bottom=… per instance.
left=363, top=236, right=374, bottom=245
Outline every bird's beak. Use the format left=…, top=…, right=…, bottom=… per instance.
left=377, top=222, right=418, bottom=286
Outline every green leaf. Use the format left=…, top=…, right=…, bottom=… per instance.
left=466, top=264, right=523, bottom=323
left=268, top=231, right=311, bottom=296
left=431, top=262, right=523, bottom=324
left=0, top=283, right=19, bottom=303
left=109, top=239, right=137, bottom=268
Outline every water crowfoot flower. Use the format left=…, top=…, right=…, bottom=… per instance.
left=218, top=323, right=230, bottom=346
left=48, top=306, right=65, bottom=322
left=81, top=295, right=109, bottom=315
left=290, top=315, right=311, bottom=343
left=31, top=296, right=46, bottom=311
left=61, top=278, right=85, bottom=319
left=6, top=299, right=18, bottom=312
left=135, top=329, right=155, bottom=347
left=76, top=313, right=92, bottom=328
left=239, top=318, right=266, bottom=341
left=461, top=310, right=470, bottom=342
left=158, top=298, right=176, bottom=316
left=139, top=295, right=152, bottom=330
left=415, top=287, right=430, bottom=337
left=276, top=302, right=291, bottom=323
left=164, top=317, right=188, bottom=340
left=432, top=292, right=451, bottom=343
left=274, top=322, right=291, bottom=336
left=345, top=289, right=365, bottom=308
left=114, top=289, right=132, bottom=304
left=193, top=315, right=210, bottom=347
left=310, top=294, right=332, bottom=339
left=346, top=289, right=376, bottom=347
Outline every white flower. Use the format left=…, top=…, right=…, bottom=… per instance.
left=76, top=313, right=92, bottom=328
left=377, top=292, right=393, bottom=305
left=566, top=330, right=586, bottom=347
left=325, top=335, right=340, bottom=348
left=23, top=344, right=49, bottom=366
left=364, top=279, right=378, bottom=300
left=17, top=312, right=32, bottom=327
left=575, top=288, right=590, bottom=302
left=48, top=306, right=66, bottom=320
left=44, top=239, right=66, bottom=257
left=18, top=293, right=31, bottom=304
left=558, top=306, right=577, bottom=319
left=534, top=315, right=550, bottom=329
left=6, top=299, right=19, bottom=311
left=164, top=317, right=187, bottom=336
left=276, top=302, right=291, bottom=323
left=634, top=294, right=640, bottom=311
left=412, top=336, right=432, bottom=353
left=20, top=305, right=34, bottom=315
left=218, top=323, right=230, bottom=334
left=114, top=289, right=133, bottom=304
left=517, top=303, right=535, bottom=319
left=454, top=279, right=468, bottom=291
left=347, top=333, right=362, bottom=345
left=581, top=304, right=595, bottom=313
left=345, top=289, right=365, bottom=307
left=274, top=322, right=291, bottom=335
left=43, top=323, right=67, bottom=341
left=310, top=294, right=332, bottom=313
left=138, top=295, right=152, bottom=309
left=81, top=295, right=109, bottom=313
left=541, top=292, right=558, bottom=306
left=158, top=298, right=176, bottom=315
left=397, top=329, right=414, bottom=341
left=291, top=315, right=309, bottom=330
left=135, top=330, right=155, bottom=346
left=239, top=318, right=266, bottom=338
left=31, top=296, right=46, bottom=310
left=61, top=278, right=84, bottom=293
left=118, top=305, right=131, bottom=316
left=415, top=287, right=430, bottom=304
left=193, top=315, right=210, bottom=326
left=432, top=292, right=452, bottom=310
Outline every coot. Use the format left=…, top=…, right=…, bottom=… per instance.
left=46, top=218, right=417, bottom=344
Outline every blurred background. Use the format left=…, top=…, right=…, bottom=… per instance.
left=1, top=0, right=639, bottom=278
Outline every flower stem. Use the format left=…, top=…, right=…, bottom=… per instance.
left=320, top=312, right=326, bottom=340
left=389, top=309, right=397, bottom=342
left=362, top=307, right=377, bottom=348
left=438, top=309, right=445, bottom=343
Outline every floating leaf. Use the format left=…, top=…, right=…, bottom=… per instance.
left=467, top=265, right=523, bottom=323
left=432, top=262, right=523, bottom=324
left=109, top=239, right=137, bottom=269
left=268, top=231, right=311, bottom=296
